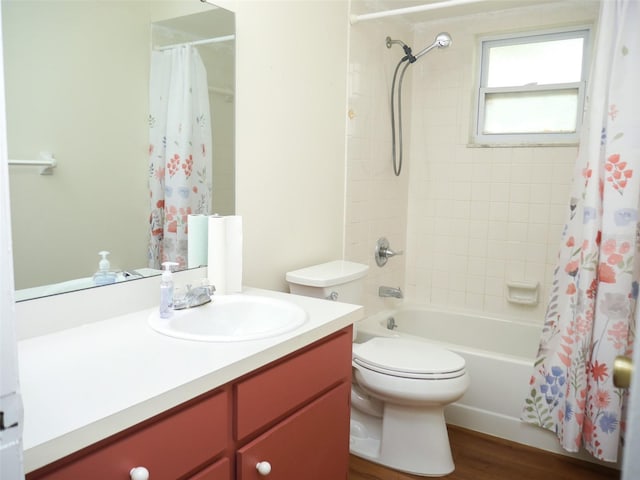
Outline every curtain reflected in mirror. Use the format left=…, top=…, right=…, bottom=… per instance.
left=2, top=1, right=235, bottom=301
left=148, top=44, right=213, bottom=269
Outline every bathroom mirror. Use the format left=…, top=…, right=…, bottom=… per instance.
left=2, top=0, right=235, bottom=301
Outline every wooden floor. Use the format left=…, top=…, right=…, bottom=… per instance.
left=348, top=426, right=621, bottom=480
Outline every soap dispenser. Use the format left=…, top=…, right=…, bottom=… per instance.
left=160, top=262, right=178, bottom=319
left=93, top=251, right=117, bottom=286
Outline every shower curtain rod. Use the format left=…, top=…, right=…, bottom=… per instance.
left=156, top=34, right=235, bottom=51
left=350, top=0, right=487, bottom=24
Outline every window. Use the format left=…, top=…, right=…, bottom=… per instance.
left=474, top=28, right=590, bottom=145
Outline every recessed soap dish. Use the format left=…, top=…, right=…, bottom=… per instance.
left=506, top=281, right=539, bottom=306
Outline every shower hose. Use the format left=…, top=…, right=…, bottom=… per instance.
left=390, top=58, right=412, bottom=177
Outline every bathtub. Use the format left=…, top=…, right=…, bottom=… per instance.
left=355, top=304, right=598, bottom=461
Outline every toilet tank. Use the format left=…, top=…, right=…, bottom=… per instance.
left=286, top=260, right=369, bottom=304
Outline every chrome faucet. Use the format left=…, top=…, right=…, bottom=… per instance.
left=121, top=270, right=143, bottom=280
left=378, top=286, right=403, bottom=299
left=375, top=237, right=404, bottom=267
left=173, top=283, right=216, bottom=310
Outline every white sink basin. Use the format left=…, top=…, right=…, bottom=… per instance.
left=148, top=294, right=308, bottom=342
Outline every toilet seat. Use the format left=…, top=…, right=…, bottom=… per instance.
left=353, top=337, right=466, bottom=380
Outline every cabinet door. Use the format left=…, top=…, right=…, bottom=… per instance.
left=235, top=329, right=352, bottom=440
left=30, top=390, right=229, bottom=480
left=236, top=382, right=350, bottom=480
left=188, top=457, right=231, bottom=480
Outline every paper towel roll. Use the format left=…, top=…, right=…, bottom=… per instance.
left=225, top=215, right=243, bottom=293
left=187, top=214, right=209, bottom=268
left=207, top=215, right=227, bottom=295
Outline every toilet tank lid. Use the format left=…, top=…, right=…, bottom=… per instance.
left=286, top=260, right=369, bottom=287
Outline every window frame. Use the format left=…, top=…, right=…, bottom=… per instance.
left=473, top=27, right=591, bottom=146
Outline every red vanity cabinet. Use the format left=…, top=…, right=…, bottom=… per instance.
left=27, top=389, right=231, bottom=480
left=26, top=326, right=352, bottom=480
left=235, top=328, right=352, bottom=479
left=235, top=328, right=352, bottom=440
left=236, top=382, right=351, bottom=480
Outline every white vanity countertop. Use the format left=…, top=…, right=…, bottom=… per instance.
left=18, top=287, right=362, bottom=473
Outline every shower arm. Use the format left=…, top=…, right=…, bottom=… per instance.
left=414, top=42, right=439, bottom=60
left=387, top=33, right=452, bottom=63
left=386, top=37, right=417, bottom=63
left=414, top=33, right=452, bottom=59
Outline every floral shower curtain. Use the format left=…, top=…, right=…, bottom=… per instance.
left=522, top=0, right=639, bottom=462
left=148, top=45, right=212, bottom=269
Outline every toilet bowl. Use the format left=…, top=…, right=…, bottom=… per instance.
left=351, top=337, right=469, bottom=476
left=286, top=260, right=470, bottom=476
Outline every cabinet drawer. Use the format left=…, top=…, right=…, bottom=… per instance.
left=236, top=382, right=351, bottom=480
left=34, top=390, right=229, bottom=480
left=189, top=457, right=231, bottom=480
left=235, top=328, right=351, bottom=440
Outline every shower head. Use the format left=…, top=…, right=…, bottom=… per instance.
left=434, top=32, right=452, bottom=48
left=414, top=32, right=452, bottom=60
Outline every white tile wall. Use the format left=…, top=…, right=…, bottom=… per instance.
left=346, top=1, right=598, bottom=324
left=345, top=19, right=414, bottom=315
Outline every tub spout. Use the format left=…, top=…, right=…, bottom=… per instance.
left=379, top=286, right=403, bottom=299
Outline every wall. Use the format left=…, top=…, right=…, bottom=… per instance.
left=228, top=0, right=350, bottom=291
left=6, top=0, right=599, bottom=305
left=346, top=1, right=599, bottom=322
left=9, top=0, right=353, bottom=366
left=1, top=0, right=350, bottom=301
left=5, top=0, right=225, bottom=290
left=406, top=3, right=598, bottom=323
left=151, top=9, right=236, bottom=215
left=7, top=0, right=347, bottom=294
left=344, top=14, right=412, bottom=315
left=4, top=1, right=151, bottom=289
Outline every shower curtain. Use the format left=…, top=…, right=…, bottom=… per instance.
left=522, top=0, right=639, bottom=462
left=148, top=45, right=212, bottom=269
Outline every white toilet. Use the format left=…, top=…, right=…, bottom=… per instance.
left=286, top=260, right=470, bottom=477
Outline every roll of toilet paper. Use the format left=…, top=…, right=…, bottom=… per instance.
left=225, top=215, right=243, bottom=294
left=207, top=215, right=227, bottom=295
left=187, top=214, right=209, bottom=268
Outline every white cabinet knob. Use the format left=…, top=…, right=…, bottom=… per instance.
left=256, top=461, right=272, bottom=475
left=130, top=466, right=150, bottom=480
